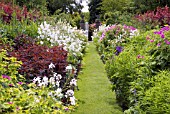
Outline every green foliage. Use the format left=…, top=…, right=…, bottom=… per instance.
left=133, top=0, right=170, bottom=13
left=133, top=70, right=170, bottom=114
left=105, top=29, right=170, bottom=111
left=0, top=50, right=73, bottom=113
left=47, top=0, right=83, bottom=15
left=89, top=0, right=102, bottom=24
left=0, top=19, right=38, bottom=40
left=16, top=0, right=48, bottom=12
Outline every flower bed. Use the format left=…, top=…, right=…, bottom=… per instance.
left=94, top=23, right=170, bottom=113
left=93, top=24, right=139, bottom=63
left=0, top=6, right=87, bottom=112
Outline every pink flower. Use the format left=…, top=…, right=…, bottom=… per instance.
left=137, top=55, right=141, bottom=59
left=9, top=84, right=13, bottom=87
left=8, top=102, right=13, bottom=104
left=165, top=40, right=170, bottom=45
left=2, top=74, right=11, bottom=80
left=157, top=43, right=161, bottom=47
left=18, top=82, right=23, bottom=85
left=137, top=54, right=144, bottom=59
left=65, top=107, right=69, bottom=111
left=150, top=39, right=154, bottom=43
left=160, top=34, right=165, bottom=38
left=146, top=35, right=150, bottom=40
left=16, top=107, right=20, bottom=110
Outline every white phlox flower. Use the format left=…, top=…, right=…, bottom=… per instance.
left=41, top=76, right=48, bottom=86
left=54, top=88, right=63, bottom=98
left=49, top=63, right=55, bottom=69
left=65, top=90, right=74, bottom=97
left=70, top=78, right=77, bottom=86
left=49, top=77, right=55, bottom=86
left=33, top=77, right=41, bottom=84
left=70, top=96, right=76, bottom=105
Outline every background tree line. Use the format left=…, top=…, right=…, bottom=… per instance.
left=89, top=0, right=170, bottom=24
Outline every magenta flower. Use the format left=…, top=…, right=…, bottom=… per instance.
left=150, top=39, right=154, bottom=43
left=18, top=82, right=23, bottom=85
left=137, top=55, right=141, bottom=59
left=2, top=74, right=11, bottom=80
left=16, top=107, right=20, bottom=110
left=157, top=43, right=161, bottom=47
left=65, top=107, right=69, bottom=111
left=8, top=102, right=13, bottom=104
left=165, top=40, right=170, bottom=45
left=146, top=36, right=150, bottom=40
left=160, top=34, right=165, bottom=38
left=9, top=84, right=13, bottom=87
left=137, top=55, right=144, bottom=59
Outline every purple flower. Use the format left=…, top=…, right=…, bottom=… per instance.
left=2, top=74, right=11, bottom=80
left=116, top=46, right=122, bottom=53
left=18, top=82, right=23, bottom=85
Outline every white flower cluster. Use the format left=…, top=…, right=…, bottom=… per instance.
left=38, top=21, right=87, bottom=56
left=65, top=89, right=76, bottom=105
left=33, top=63, right=62, bottom=87
left=48, top=88, right=63, bottom=99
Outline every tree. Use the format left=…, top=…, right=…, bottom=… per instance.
left=47, top=0, right=83, bottom=15
left=133, top=0, right=170, bottom=13
left=88, top=0, right=102, bottom=24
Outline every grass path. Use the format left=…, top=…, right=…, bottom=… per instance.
left=71, top=42, right=123, bottom=114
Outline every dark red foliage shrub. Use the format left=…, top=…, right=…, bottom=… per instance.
left=8, top=36, right=68, bottom=80
left=0, top=2, right=41, bottom=23
left=12, top=34, right=36, bottom=50
left=135, top=6, right=170, bottom=26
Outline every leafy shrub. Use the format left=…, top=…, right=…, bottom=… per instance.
left=9, top=42, right=68, bottom=82
left=105, top=27, right=170, bottom=112
left=0, top=2, right=41, bottom=23
left=0, top=19, right=38, bottom=40
left=0, top=50, right=74, bottom=113
left=132, top=71, right=170, bottom=114
left=38, top=21, right=87, bottom=65
left=96, top=24, right=138, bottom=62
left=135, top=6, right=170, bottom=28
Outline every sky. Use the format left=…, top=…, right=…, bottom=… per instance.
left=81, top=0, right=89, bottom=12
